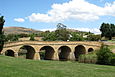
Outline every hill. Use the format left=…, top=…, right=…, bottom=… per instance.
left=3, top=27, right=90, bottom=35
left=3, top=27, right=42, bottom=35
left=0, top=56, right=115, bottom=77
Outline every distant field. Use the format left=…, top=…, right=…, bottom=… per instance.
left=0, top=56, right=115, bottom=77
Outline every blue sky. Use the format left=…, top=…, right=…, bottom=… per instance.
left=0, top=0, right=115, bottom=34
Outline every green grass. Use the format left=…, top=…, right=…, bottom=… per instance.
left=0, top=56, right=115, bottom=77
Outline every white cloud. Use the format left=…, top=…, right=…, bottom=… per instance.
left=40, top=27, right=100, bottom=34
left=27, top=0, right=115, bottom=23
left=74, top=27, right=101, bottom=34
left=14, top=18, right=25, bottom=22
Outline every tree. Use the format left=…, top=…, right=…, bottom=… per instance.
left=87, top=34, right=101, bottom=41
left=0, top=16, right=5, bottom=52
left=0, top=16, right=5, bottom=34
left=30, top=33, right=35, bottom=41
left=55, top=23, right=69, bottom=41
left=18, top=34, right=29, bottom=38
left=111, top=24, right=115, bottom=37
left=96, top=45, right=113, bottom=65
left=5, top=34, right=19, bottom=42
left=100, top=23, right=115, bottom=40
left=42, top=32, right=57, bottom=41
left=69, top=32, right=84, bottom=41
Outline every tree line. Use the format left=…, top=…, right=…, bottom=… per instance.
left=40, top=23, right=101, bottom=41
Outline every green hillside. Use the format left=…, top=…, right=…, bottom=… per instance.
left=0, top=56, right=115, bottom=77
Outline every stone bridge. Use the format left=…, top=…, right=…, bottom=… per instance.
left=1, top=41, right=102, bottom=61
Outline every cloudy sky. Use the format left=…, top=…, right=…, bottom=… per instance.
left=0, top=0, right=115, bottom=34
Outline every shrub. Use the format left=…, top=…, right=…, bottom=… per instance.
left=78, top=55, right=86, bottom=63
left=90, top=54, right=97, bottom=64
left=111, top=57, right=115, bottom=66
left=87, top=34, right=101, bottom=41
left=96, top=45, right=113, bottom=65
left=111, top=54, right=115, bottom=66
left=78, top=53, right=97, bottom=64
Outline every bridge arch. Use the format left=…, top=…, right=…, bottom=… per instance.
left=88, top=48, right=94, bottom=53
left=39, top=46, right=55, bottom=60
left=18, top=45, right=35, bottom=59
left=74, top=45, right=86, bottom=61
left=58, top=46, right=71, bottom=61
left=5, top=49, right=14, bottom=57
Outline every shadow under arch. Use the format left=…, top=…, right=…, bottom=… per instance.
left=39, top=46, right=55, bottom=60
left=58, top=46, right=71, bottom=61
left=18, top=45, right=35, bottom=59
left=74, top=45, right=86, bottom=61
left=88, top=48, right=94, bottom=53
left=5, top=49, right=14, bottom=57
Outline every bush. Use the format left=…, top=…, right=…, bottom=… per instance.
left=96, top=45, right=113, bottom=65
left=87, top=34, right=101, bottom=41
left=111, top=54, right=115, bottom=66
left=111, top=57, right=115, bottom=66
left=78, top=55, right=86, bottom=63
left=78, top=53, right=97, bottom=64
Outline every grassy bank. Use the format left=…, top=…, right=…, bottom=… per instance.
left=0, top=56, right=115, bottom=77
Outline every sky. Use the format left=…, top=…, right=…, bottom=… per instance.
left=0, top=0, right=115, bottom=34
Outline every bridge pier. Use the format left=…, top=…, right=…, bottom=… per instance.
left=14, top=52, right=18, bottom=57
left=1, top=51, right=5, bottom=55
left=67, top=47, right=76, bottom=61
left=52, top=50, right=59, bottom=60
left=33, top=52, right=40, bottom=60
left=68, top=52, right=76, bottom=61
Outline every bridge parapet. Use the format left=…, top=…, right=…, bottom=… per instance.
left=4, top=41, right=102, bottom=48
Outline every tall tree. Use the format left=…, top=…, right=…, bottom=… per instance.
left=0, top=16, right=5, bottom=33
left=0, top=16, right=5, bottom=52
left=55, top=23, right=69, bottom=41
left=100, top=23, right=115, bottom=40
